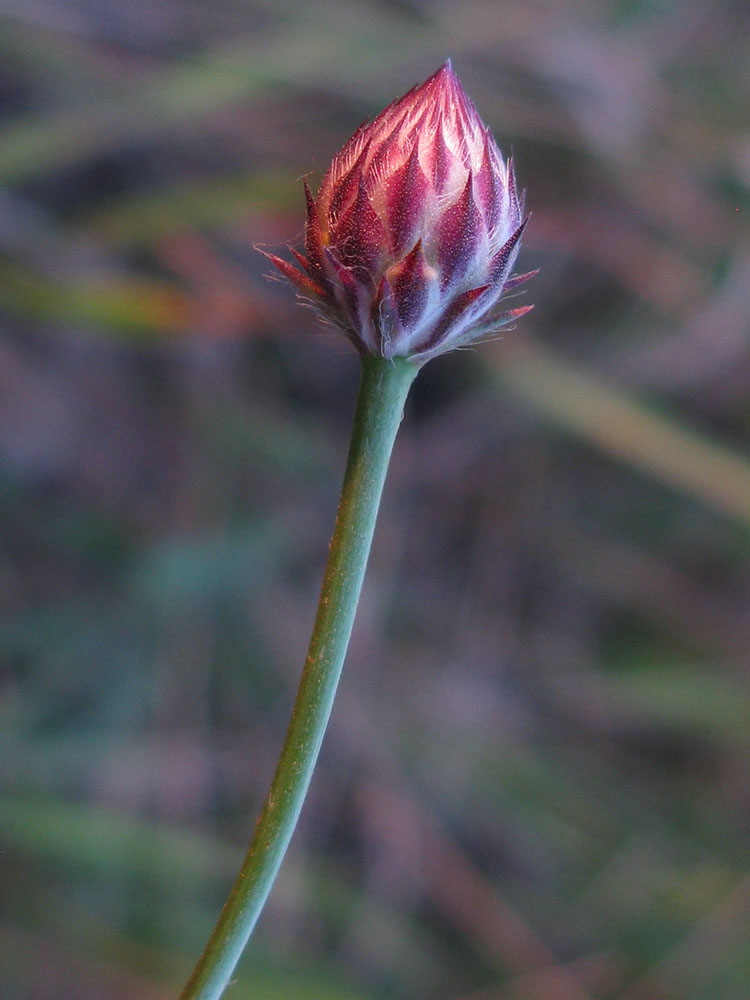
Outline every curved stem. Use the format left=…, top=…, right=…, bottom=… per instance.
left=179, top=355, right=419, bottom=1000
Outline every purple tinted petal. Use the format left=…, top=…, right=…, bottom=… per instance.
left=372, top=274, right=404, bottom=358
left=318, top=124, right=369, bottom=207
left=327, top=139, right=372, bottom=224
left=489, top=216, right=529, bottom=286
left=466, top=304, right=535, bottom=341
left=419, top=284, right=492, bottom=353
left=431, top=124, right=452, bottom=193
left=330, top=175, right=387, bottom=284
left=492, top=304, right=534, bottom=326
left=323, top=247, right=371, bottom=342
left=474, top=130, right=503, bottom=229
left=368, top=123, right=408, bottom=181
left=506, top=157, right=522, bottom=221
left=436, top=174, right=485, bottom=289
left=290, top=247, right=311, bottom=272
left=503, top=268, right=539, bottom=292
left=260, top=250, right=328, bottom=299
left=386, top=144, right=430, bottom=257
left=304, top=181, right=326, bottom=276
left=386, top=238, right=431, bottom=328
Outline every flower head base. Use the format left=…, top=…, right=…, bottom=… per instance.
left=264, top=61, right=535, bottom=365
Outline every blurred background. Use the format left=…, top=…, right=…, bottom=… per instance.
left=1, top=1, right=748, bottom=998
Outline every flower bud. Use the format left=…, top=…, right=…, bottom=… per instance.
left=263, top=61, right=535, bottom=364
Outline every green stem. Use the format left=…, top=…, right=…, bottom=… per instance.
left=179, top=354, right=419, bottom=1000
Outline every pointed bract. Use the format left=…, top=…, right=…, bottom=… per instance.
left=303, top=180, right=326, bottom=279
left=261, top=250, right=328, bottom=300
left=503, top=269, right=539, bottom=292
left=331, top=174, right=387, bottom=284
left=373, top=274, right=405, bottom=359
left=386, top=239, right=431, bottom=329
left=386, top=145, right=430, bottom=258
left=263, top=61, right=534, bottom=364
left=489, top=217, right=529, bottom=285
left=436, top=173, right=485, bottom=290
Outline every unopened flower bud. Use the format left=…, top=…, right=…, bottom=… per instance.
left=263, top=61, right=535, bottom=365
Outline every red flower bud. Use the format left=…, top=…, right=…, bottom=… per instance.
left=263, top=61, right=535, bottom=364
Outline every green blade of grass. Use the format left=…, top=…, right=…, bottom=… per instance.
left=491, top=338, right=750, bottom=527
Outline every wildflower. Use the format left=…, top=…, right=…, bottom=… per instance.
left=264, top=60, right=534, bottom=364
